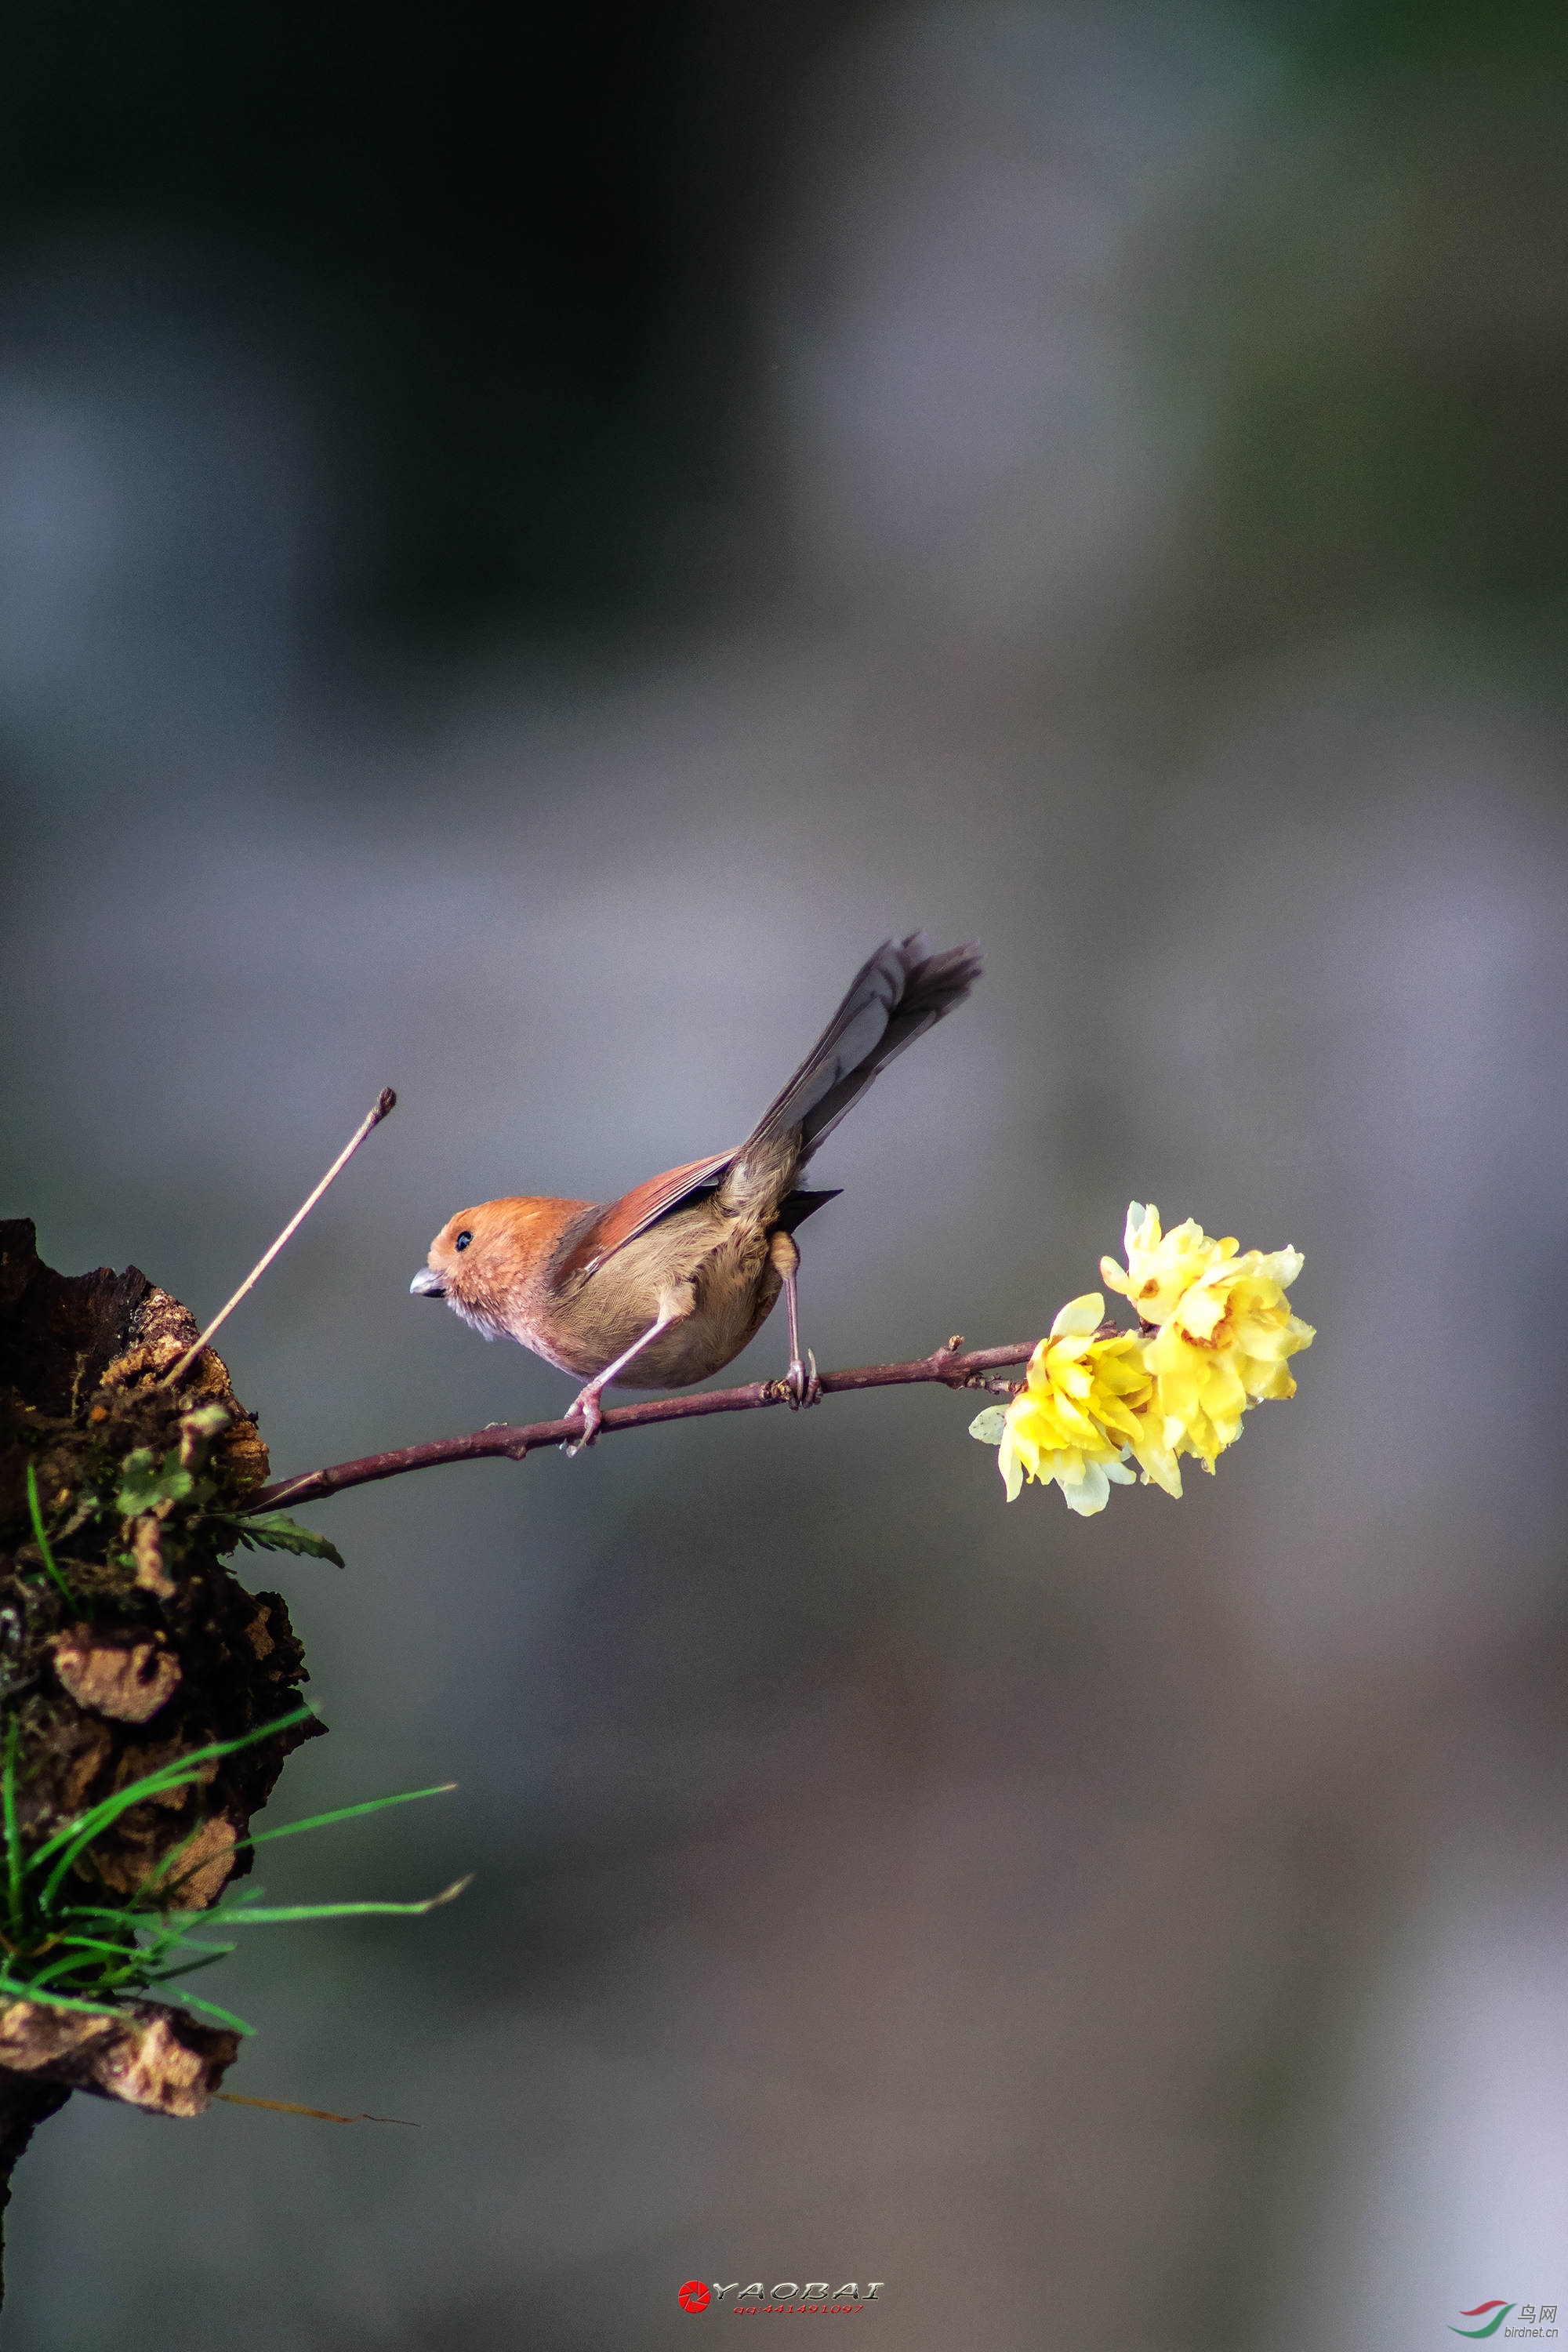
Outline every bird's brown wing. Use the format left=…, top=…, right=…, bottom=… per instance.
left=556, top=1151, right=738, bottom=1289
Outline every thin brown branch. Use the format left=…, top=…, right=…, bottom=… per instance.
left=162, top=1088, right=397, bottom=1389
left=241, top=1338, right=1036, bottom=1515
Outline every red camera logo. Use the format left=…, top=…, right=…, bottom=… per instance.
left=679, top=2281, right=713, bottom=2313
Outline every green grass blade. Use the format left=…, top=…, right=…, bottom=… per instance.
left=20, top=1945, right=142, bottom=1995
left=165, top=1882, right=270, bottom=1915
left=3, top=1717, right=21, bottom=1939
left=169, top=1989, right=256, bottom=2035
left=142, top=1946, right=239, bottom=1985
left=27, top=1933, right=137, bottom=1962
left=24, top=1462, right=78, bottom=1612
left=177, top=1875, right=472, bottom=1929
left=240, top=1783, right=457, bottom=1851
left=0, top=1971, right=127, bottom=2020
left=55, top=1904, right=221, bottom=1936
left=114, top=1921, right=232, bottom=1973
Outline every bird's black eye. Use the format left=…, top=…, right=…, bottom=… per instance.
left=455, top=1230, right=472, bottom=1252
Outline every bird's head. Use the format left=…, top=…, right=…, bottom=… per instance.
left=411, top=1196, right=588, bottom=1340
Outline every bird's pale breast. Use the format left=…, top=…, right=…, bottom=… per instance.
left=555, top=1201, right=782, bottom=1388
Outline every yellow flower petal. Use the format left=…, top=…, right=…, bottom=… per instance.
left=1049, top=1292, right=1105, bottom=1339
left=1100, top=1203, right=1230, bottom=1326
left=1061, top=1458, right=1112, bottom=1515
left=1139, top=1239, right=1312, bottom=1468
left=993, top=1312, right=1157, bottom=1511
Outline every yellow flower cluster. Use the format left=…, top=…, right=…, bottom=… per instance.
left=970, top=1203, right=1314, bottom=1515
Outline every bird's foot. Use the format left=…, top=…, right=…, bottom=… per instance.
left=561, top=1385, right=604, bottom=1455
left=784, top=1349, right=821, bottom=1410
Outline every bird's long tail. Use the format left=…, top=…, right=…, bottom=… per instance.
left=742, top=932, right=982, bottom=1167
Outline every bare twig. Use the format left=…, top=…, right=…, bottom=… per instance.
left=213, top=2093, right=417, bottom=2125
left=242, top=1338, right=1037, bottom=1515
left=162, top=1090, right=397, bottom=1390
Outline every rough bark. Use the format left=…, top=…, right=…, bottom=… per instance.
left=0, top=1219, right=318, bottom=2309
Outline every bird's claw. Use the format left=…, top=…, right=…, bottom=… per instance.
left=784, top=1350, right=821, bottom=1410
left=561, top=1388, right=604, bottom=1456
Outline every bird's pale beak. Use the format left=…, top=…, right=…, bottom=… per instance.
left=409, top=1265, right=445, bottom=1298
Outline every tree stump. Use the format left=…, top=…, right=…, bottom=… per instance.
left=0, top=1220, right=321, bottom=2307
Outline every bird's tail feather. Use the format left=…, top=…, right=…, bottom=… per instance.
left=742, top=932, right=982, bottom=1165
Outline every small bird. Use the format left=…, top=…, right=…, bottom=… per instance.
left=411, top=933, right=982, bottom=1446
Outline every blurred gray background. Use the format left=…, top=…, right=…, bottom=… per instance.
left=2, top=2, right=1566, bottom=2346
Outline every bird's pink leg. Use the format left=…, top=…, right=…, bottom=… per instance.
left=769, top=1231, right=821, bottom=1410
left=564, top=1295, right=687, bottom=1454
